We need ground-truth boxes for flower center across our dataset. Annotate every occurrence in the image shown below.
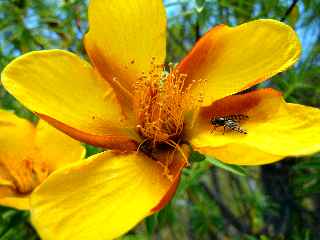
[133,60,203,148]
[0,152,50,194]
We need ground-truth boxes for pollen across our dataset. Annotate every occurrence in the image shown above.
[133,59,204,147]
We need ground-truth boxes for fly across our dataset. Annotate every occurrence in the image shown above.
[210,114,248,134]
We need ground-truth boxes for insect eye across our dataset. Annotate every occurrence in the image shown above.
[217,118,225,123]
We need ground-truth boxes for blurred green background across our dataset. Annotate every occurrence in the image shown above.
[0,0,319,239]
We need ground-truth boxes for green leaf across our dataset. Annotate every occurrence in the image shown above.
[293,159,320,170]
[84,144,103,157]
[205,156,248,177]
[144,214,157,238]
[189,150,206,163]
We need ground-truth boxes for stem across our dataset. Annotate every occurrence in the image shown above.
[281,0,299,22]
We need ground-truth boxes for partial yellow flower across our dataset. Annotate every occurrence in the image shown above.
[1,0,320,239]
[0,110,85,210]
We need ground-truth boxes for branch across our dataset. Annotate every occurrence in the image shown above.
[281,0,299,22]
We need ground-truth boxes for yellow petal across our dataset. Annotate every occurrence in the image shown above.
[31,151,173,240]
[190,88,320,165]
[1,50,136,149]
[199,145,282,165]
[178,19,301,105]
[84,0,166,107]
[0,110,35,160]
[34,120,86,172]
[0,186,30,210]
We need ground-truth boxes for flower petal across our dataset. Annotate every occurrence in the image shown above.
[34,120,86,172]
[0,110,35,161]
[199,145,282,165]
[189,88,320,165]
[0,183,30,210]
[178,19,301,105]
[84,0,166,102]
[31,151,174,240]
[1,50,136,149]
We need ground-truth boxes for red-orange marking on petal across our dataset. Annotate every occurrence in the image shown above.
[177,24,227,85]
[199,88,282,120]
[150,144,189,212]
[151,174,181,213]
[37,113,138,151]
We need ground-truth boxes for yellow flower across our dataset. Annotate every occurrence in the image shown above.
[1,0,320,239]
[0,110,85,210]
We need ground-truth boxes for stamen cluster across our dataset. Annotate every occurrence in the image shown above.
[134,60,201,147]
[2,153,49,194]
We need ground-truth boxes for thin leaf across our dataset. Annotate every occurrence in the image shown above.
[189,150,206,163]
[205,156,248,177]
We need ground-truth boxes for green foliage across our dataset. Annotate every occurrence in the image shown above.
[0,0,319,239]
[205,156,248,177]
[0,207,38,240]
[292,154,320,197]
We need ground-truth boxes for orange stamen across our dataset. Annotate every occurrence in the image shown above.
[133,60,202,146]
[1,153,50,194]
